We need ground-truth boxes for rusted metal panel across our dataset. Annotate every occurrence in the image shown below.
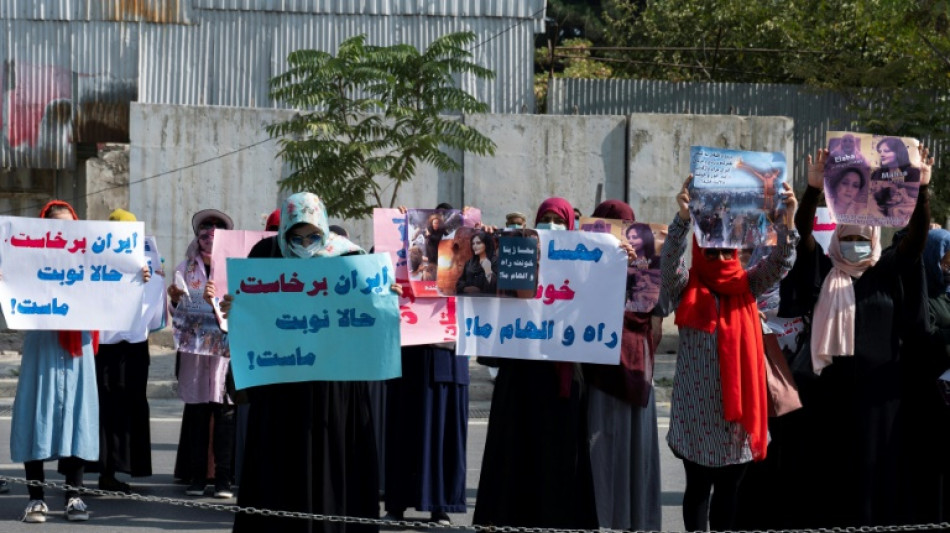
[194,0,545,21]
[0,0,192,23]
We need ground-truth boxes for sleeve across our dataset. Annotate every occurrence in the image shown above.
[660,215,691,310]
[748,226,799,298]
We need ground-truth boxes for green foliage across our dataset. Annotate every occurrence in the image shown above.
[602,0,950,219]
[535,38,614,112]
[268,32,496,219]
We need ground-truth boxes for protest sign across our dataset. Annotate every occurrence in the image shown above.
[497,235,540,292]
[210,230,276,298]
[824,132,920,227]
[457,230,626,364]
[227,254,401,389]
[373,209,458,345]
[404,208,481,298]
[813,207,835,255]
[143,236,167,331]
[581,219,665,313]
[689,146,787,249]
[579,217,625,242]
[0,216,146,330]
[447,227,540,298]
[172,289,227,356]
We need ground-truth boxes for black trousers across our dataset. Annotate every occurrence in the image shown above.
[25,457,85,502]
[682,458,749,531]
[183,402,236,483]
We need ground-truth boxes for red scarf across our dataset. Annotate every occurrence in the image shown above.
[675,238,767,461]
[39,200,100,357]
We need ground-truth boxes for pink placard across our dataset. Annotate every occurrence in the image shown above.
[210,230,276,296]
[374,209,457,345]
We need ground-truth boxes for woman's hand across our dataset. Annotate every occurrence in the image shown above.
[807,149,828,190]
[781,182,798,228]
[479,257,493,277]
[677,176,692,221]
[390,283,404,297]
[167,284,185,305]
[398,206,408,214]
[203,280,216,306]
[220,293,233,319]
[620,241,638,264]
[920,144,934,186]
[141,265,151,284]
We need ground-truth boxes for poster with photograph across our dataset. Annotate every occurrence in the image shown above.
[689,146,788,249]
[404,209,472,297]
[582,219,667,313]
[824,132,920,227]
[438,226,541,299]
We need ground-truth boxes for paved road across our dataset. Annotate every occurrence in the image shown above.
[0,399,687,532]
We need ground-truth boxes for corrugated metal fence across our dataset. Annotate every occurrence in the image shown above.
[548,78,946,187]
[0,0,545,169]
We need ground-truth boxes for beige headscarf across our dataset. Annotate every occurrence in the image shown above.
[810,224,881,374]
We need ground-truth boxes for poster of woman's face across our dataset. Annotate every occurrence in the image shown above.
[439,227,539,298]
[622,223,665,313]
[824,132,920,227]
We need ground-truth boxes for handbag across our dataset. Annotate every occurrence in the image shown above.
[763,331,803,417]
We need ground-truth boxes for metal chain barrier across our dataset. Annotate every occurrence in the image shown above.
[2,475,949,533]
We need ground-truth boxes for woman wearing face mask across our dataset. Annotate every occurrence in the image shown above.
[211,193,382,533]
[167,209,236,499]
[662,177,798,532]
[790,147,933,527]
[473,197,599,530]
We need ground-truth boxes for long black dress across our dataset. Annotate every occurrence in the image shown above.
[781,184,930,527]
[473,359,598,529]
[233,237,379,533]
[94,340,152,477]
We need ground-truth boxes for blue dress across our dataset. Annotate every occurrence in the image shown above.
[11,331,99,462]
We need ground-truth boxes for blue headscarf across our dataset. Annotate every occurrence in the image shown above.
[923,229,950,297]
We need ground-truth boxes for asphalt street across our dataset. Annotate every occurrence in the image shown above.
[0,399,687,532]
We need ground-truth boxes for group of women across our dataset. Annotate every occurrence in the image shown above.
[9,139,948,531]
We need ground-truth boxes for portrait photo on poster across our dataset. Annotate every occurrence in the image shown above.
[824,131,920,227]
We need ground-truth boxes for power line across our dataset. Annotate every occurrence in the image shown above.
[1,137,276,216]
[469,6,547,51]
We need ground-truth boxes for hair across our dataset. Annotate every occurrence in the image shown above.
[876,137,910,168]
[626,223,656,260]
[471,231,495,260]
[436,203,454,210]
[43,204,73,219]
[827,166,867,203]
[427,213,444,231]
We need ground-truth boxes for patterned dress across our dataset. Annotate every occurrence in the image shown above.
[661,215,797,466]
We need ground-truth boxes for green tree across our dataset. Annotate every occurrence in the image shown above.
[268,32,496,219]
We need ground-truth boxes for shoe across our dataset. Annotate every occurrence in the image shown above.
[213,481,233,499]
[21,500,48,523]
[99,475,131,494]
[0,479,9,494]
[430,511,452,526]
[381,511,404,521]
[65,497,89,521]
[185,482,206,496]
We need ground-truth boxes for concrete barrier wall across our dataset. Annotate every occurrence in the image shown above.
[128,104,794,271]
[628,114,795,227]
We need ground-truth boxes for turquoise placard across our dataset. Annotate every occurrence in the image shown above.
[227,254,401,389]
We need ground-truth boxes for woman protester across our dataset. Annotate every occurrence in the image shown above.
[582,199,662,531]
[167,209,236,499]
[384,203,470,526]
[791,146,933,526]
[11,200,150,523]
[94,208,158,493]
[214,192,389,533]
[473,197,599,530]
[662,178,798,531]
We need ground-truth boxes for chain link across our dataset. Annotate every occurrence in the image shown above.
[3,475,949,533]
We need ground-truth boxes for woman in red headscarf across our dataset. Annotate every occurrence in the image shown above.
[662,178,798,531]
[11,201,103,523]
[473,197,599,530]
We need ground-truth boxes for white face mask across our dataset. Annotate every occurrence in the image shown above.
[536,222,566,231]
[840,241,872,262]
[290,241,323,258]
[506,223,523,229]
